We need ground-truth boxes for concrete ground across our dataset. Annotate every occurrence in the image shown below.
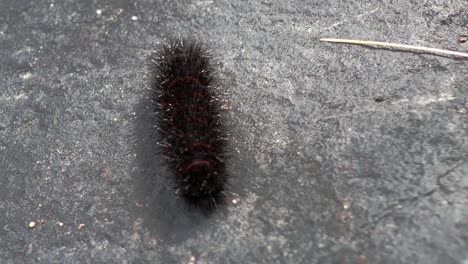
[0,0,467,263]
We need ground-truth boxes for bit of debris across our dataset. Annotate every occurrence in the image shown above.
[57,222,64,227]
[188,256,196,264]
[232,199,239,205]
[135,202,144,208]
[78,224,85,229]
[131,16,138,21]
[343,201,350,210]
[459,36,468,43]
[28,221,36,228]
[374,96,385,102]
[19,72,32,80]
[338,197,351,209]
[220,101,232,110]
[320,38,468,59]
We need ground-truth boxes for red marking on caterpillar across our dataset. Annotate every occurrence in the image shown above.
[149,39,228,210]
[186,160,211,170]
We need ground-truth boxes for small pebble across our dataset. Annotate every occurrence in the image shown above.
[96,9,102,15]
[78,224,85,229]
[374,96,385,102]
[188,256,196,264]
[232,199,239,205]
[131,16,138,21]
[458,36,468,43]
[20,72,32,80]
[58,222,64,227]
[29,221,36,228]
[342,199,350,209]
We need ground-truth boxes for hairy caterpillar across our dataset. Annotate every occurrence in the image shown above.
[149,39,228,210]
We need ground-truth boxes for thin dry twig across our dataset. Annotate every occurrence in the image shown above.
[320,38,468,59]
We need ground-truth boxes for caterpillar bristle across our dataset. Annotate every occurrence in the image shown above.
[149,38,228,212]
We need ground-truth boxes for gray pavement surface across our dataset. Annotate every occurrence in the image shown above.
[0,0,467,263]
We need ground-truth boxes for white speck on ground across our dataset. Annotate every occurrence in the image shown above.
[19,72,32,80]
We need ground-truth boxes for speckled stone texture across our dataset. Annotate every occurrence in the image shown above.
[0,0,467,263]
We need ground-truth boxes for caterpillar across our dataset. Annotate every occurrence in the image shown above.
[149,39,228,210]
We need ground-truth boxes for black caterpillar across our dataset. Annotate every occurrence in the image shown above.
[150,39,228,209]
